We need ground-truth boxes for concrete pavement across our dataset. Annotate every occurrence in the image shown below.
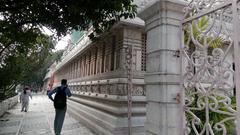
[0,94,95,135]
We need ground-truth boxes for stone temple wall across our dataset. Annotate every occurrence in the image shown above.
[53,24,146,135]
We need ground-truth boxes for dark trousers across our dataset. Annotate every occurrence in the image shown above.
[54,107,66,135]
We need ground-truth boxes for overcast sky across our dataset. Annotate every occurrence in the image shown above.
[42,27,70,51]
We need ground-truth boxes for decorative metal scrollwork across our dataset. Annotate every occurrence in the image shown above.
[182,0,237,134]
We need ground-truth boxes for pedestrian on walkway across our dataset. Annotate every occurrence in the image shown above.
[48,79,72,135]
[20,86,32,112]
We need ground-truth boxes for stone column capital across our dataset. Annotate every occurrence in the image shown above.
[138,0,187,31]
[138,0,187,19]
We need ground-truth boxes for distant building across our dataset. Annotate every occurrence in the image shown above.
[43,62,56,93]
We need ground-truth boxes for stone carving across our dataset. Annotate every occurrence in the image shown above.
[100,85,108,94]
[109,84,118,95]
[92,85,98,93]
[82,85,87,92]
[69,83,145,96]
[117,84,126,95]
[132,86,144,96]
[86,86,91,93]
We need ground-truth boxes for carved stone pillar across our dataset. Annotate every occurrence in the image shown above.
[87,52,91,76]
[91,48,96,75]
[96,45,102,74]
[70,63,73,79]
[123,28,143,72]
[81,55,85,77]
[104,41,111,73]
[101,44,105,73]
[138,0,186,135]
[72,62,75,79]
[79,57,82,77]
[94,47,98,74]
[110,35,116,71]
[84,55,87,77]
[74,61,77,79]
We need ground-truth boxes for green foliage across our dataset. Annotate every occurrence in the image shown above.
[0,0,137,37]
[0,49,63,100]
[0,24,55,100]
[0,21,54,65]
[184,16,225,49]
[186,92,236,135]
[21,50,64,89]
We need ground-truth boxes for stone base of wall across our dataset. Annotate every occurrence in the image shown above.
[67,94,146,135]
[0,95,19,116]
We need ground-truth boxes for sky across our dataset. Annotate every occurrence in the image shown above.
[42,27,70,51]
[54,35,70,51]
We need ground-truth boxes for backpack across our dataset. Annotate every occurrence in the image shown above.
[54,86,67,109]
[23,89,26,94]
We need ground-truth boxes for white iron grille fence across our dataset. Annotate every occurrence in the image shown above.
[182,0,240,134]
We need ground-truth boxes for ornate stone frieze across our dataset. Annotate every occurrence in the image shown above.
[132,85,145,96]
[108,84,118,95]
[69,83,145,96]
[82,85,87,92]
[92,85,98,93]
[100,85,108,94]
[86,85,92,93]
[117,84,127,95]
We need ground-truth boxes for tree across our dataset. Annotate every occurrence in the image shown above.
[0,32,54,100]
[21,50,64,92]
[0,0,137,36]
[0,22,55,66]
[0,0,136,67]
[0,0,136,99]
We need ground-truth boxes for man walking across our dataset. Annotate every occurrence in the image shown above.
[20,86,32,112]
[48,79,72,135]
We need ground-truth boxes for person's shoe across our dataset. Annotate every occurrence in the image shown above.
[24,110,27,112]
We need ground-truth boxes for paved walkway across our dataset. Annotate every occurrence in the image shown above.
[0,94,95,135]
